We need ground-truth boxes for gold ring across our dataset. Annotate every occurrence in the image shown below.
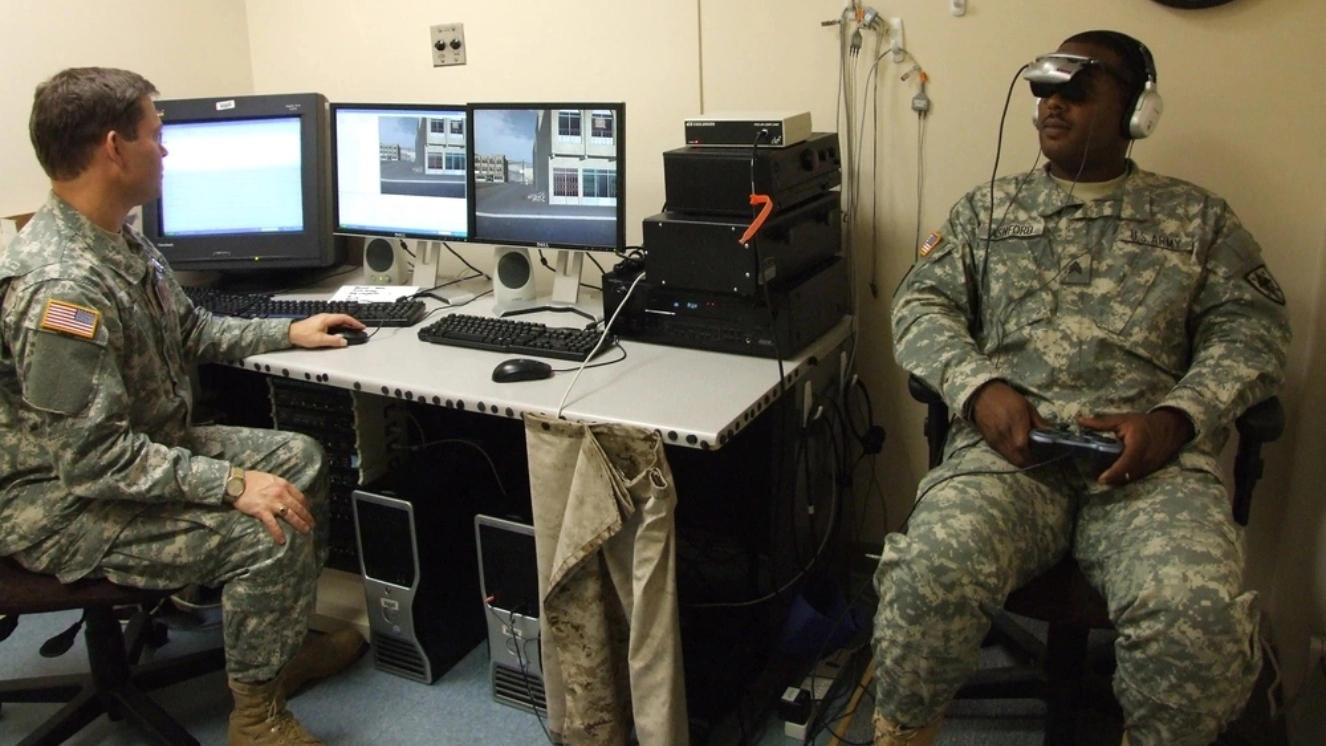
[277,505,288,517]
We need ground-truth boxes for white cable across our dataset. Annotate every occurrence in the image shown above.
[555,271,646,418]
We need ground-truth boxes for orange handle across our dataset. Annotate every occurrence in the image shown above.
[739,194,774,245]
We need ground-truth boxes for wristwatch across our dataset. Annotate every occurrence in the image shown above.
[224,466,246,502]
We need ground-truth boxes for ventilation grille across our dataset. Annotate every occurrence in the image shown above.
[371,631,430,683]
[492,663,547,713]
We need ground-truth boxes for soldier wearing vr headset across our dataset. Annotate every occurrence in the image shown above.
[875,31,1290,746]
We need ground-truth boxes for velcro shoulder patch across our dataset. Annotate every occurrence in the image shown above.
[39,299,101,339]
[1245,265,1285,305]
[919,231,943,257]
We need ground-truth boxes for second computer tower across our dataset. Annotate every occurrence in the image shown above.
[476,515,546,713]
[352,456,489,684]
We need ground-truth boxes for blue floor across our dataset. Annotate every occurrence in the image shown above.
[1,609,1105,745]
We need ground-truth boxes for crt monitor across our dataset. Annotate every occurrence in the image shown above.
[468,103,625,314]
[141,92,341,274]
[331,102,469,241]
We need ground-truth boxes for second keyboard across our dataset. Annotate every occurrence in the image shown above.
[417,313,615,362]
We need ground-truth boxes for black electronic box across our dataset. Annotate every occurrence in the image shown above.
[662,132,841,217]
[603,255,849,359]
[642,191,841,297]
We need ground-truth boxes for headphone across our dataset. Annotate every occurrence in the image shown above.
[1027,32,1163,139]
[1114,32,1162,139]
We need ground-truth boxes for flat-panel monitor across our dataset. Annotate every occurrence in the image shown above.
[141,92,340,274]
[468,103,625,314]
[331,103,469,242]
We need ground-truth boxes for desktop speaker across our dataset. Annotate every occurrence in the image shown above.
[493,246,537,303]
[363,237,406,285]
[352,454,488,684]
[475,515,546,714]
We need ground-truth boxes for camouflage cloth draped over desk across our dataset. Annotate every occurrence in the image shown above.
[524,413,689,746]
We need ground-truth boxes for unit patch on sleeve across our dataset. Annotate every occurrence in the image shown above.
[919,231,943,257]
[39,299,101,339]
[1244,265,1285,305]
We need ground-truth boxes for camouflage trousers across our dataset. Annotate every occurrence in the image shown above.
[14,425,328,683]
[524,413,689,746]
[872,439,1260,746]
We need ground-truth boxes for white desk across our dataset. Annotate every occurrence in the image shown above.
[227,292,853,450]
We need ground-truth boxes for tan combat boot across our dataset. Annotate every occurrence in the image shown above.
[228,677,324,746]
[281,627,368,698]
[872,711,942,746]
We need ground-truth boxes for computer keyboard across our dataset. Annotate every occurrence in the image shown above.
[183,287,427,328]
[182,286,262,317]
[417,313,615,362]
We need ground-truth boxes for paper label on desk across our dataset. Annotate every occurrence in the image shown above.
[330,285,420,303]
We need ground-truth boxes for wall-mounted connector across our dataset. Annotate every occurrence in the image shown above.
[430,23,466,67]
[888,18,905,62]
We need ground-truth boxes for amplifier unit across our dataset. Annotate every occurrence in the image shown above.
[663,132,841,217]
[683,111,812,148]
[603,255,849,359]
[642,190,841,297]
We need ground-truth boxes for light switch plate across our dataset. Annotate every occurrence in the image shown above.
[430,23,466,67]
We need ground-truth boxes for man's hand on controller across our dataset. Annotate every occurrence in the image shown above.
[1077,408,1195,487]
[971,380,1051,468]
[289,313,364,348]
[232,471,315,545]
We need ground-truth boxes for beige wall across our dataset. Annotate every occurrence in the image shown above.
[4,0,1324,738]
[0,0,255,215]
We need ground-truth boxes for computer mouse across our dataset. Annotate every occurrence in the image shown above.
[492,358,553,383]
[330,326,369,345]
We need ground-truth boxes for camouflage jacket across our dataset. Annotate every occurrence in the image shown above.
[893,163,1290,469]
[0,192,292,573]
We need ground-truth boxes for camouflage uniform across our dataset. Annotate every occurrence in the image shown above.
[0,193,328,682]
[524,413,689,746]
[876,163,1290,745]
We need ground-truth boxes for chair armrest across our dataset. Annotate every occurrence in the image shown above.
[907,374,951,469]
[1232,396,1284,527]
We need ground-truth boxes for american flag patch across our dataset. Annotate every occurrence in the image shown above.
[40,299,100,340]
[919,231,943,257]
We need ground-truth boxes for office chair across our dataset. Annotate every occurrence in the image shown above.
[905,374,1284,746]
[0,557,226,746]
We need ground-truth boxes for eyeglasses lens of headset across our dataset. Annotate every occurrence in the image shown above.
[1029,72,1093,104]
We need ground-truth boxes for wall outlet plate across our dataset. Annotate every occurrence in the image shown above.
[430,23,466,67]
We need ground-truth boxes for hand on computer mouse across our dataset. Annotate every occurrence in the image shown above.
[290,313,365,348]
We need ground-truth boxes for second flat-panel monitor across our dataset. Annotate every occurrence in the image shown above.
[468,103,624,251]
[331,103,469,241]
[469,103,625,314]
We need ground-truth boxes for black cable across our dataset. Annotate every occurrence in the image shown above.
[409,271,486,302]
[401,438,508,497]
[484,603,554,744]
[688,415,842,610]
[442,241,488,279]
[396,239,417,259]
[547,341,628,373]
[975,65,1034,334]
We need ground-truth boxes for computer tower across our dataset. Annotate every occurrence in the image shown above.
[352,461,487,684]
[475,515,546,713]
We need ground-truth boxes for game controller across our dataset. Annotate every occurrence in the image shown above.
[1029,428,1123,470]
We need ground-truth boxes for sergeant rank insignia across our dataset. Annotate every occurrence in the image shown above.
[1245,265,1285,305]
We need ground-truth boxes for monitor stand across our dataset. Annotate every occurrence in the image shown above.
[491,247,598,323]
[410,240,477,304]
